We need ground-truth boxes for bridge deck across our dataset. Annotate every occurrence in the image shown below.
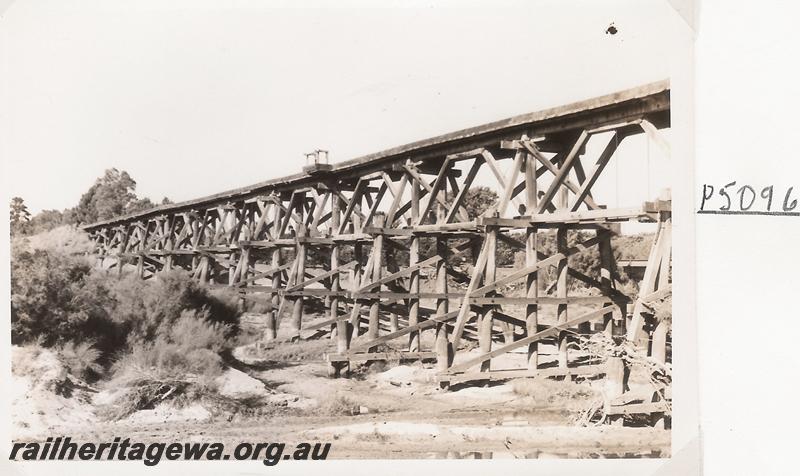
[83,80,668,231]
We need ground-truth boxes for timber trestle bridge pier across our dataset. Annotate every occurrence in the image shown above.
[84,81,673,426]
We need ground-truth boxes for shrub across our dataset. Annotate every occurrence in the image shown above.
[109,270,240,344]
[111,311,231,383]
[10,244,120,353]
[511,377,600,406]
[104,311,233,419]
[23,225,93,255]
[315,394,359,416]
[56,341,103,381]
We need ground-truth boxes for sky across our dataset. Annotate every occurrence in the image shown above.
[1,0,678,219]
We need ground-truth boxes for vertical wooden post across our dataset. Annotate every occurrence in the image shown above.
[199,256,209,282]
[599,228,615,336]
[627,218,668,343]
[163,218,174,272]
[264,248,281,341]
[386,241,399,333]
[227,211,238,285]
[651,220,671,363]
[480,226,497,373]
[353,240,364,337]
[435,237,451,373]
[236,247,250,311]
[524,152,539,371]
[118,227,129,277]
[368,213,385,344]
[265,203,282,341]
[652,321,668,365]
[605,356,625,426]
[291,221,307,339]
[330,194,341,339]
[556,151,570,372]
[408,177,421,352]
[330,194,350,376]
[556,227,569,371]
[189,217,199,277]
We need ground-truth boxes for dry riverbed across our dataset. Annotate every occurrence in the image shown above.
[11,339,669,459]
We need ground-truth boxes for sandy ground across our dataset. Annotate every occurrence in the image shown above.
[11,339,670,459]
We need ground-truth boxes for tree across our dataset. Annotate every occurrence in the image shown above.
[460,186,498,219]
[10,197,31,235]
[27,209,68,235]
[72,168,139,224]
[126,196,174,215]
[418,186,500,263]
[10,244,118,349]
[19,169,167,232]
[126,197,156,215]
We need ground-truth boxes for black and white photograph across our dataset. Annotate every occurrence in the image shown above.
[11,0,797,474]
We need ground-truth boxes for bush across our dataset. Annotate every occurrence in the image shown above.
[104,311,233,419]
[56,341,103,381]
[10,244,120,354]
[511,377,600,406]
[23,225,93,255]
[315,394,359,416]
[109,270,241,344]
[111,310,232,383]
[11,229,242,381]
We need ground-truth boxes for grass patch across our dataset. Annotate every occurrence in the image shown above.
[314,393,360,416]
[511,377,600,407]
[246,339,334,363]
[56,341,103,381]
[102,312,235,420]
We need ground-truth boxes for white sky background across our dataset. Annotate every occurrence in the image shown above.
[2,0,674,225]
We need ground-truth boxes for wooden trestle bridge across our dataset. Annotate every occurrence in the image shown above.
[85,81,673,424]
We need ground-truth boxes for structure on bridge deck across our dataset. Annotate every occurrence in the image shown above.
[84,81,673,425]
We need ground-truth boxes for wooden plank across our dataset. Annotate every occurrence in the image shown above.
[347,310,460,353]
[434,237,451,372]
[571,132,623,211]
[480,149,525,212]
[357,255,442,293]
[479,226,497,372]
[497,150,525,216]
[640,119,670,155]
[439,364,608,384]
[285,260,358,292]
[449,236,492,352]
[627,219,671,342]
[642,284,672,303]
[445,157,483,223]
[409,179,422,352]
[444,305,618,375]
[415,159,453,225]
[607,401,671,416]
[470,234,602,297]
[524,141,600,210]
[327,351,437,362]
[352,292,467,300]
[469,296,617,305]
[536,130,589,213]
[339,179,367,234]
[362,182,388,231]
